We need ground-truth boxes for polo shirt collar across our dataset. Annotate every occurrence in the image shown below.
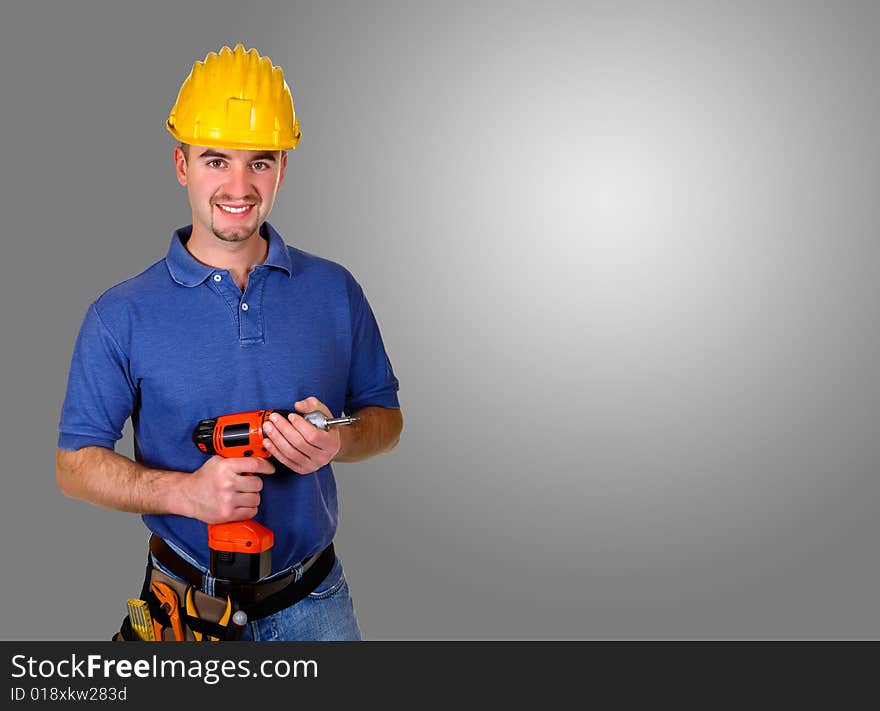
[260,222,294,276]
[165,222,293,287]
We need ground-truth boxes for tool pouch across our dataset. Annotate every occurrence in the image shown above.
[113,560,243,642]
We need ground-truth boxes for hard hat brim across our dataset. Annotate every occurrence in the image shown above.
[167,121,300,151]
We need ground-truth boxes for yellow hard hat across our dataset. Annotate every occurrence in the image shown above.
[167,44,301,150]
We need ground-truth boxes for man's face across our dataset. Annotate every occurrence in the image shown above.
[174,145,287,243]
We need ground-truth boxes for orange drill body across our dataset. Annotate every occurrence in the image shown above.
[192,409,293,582]
[193,407,358,582]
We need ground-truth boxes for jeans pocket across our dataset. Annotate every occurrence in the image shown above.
[307,557,347,600]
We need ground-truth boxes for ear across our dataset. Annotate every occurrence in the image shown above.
[276,150,288,190]
[173,145,188,186]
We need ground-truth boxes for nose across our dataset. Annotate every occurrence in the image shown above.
[225,164,251,198]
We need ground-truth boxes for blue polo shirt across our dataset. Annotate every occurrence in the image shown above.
[58,222,400,572]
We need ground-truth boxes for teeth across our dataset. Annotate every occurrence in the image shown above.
[218,204,251,214]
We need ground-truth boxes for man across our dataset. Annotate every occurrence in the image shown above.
[56,45,403,641]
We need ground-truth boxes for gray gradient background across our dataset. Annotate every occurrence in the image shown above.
[1,0,878,639]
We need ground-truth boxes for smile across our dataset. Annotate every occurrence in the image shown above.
[216,204,254,215]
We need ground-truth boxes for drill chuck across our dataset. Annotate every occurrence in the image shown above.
[192,417,218,454]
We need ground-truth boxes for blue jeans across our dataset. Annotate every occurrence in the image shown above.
[239,556,362,641]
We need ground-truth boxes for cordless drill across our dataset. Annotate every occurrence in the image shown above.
[192,408,358,582]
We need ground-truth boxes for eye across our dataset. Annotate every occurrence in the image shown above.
[252,161,270,171]
[207,159,225,169]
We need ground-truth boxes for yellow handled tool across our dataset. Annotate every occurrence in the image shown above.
[208,595,232,642]
[208,595,233,642]
[184,587,202,642]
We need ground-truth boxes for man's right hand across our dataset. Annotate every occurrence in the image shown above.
[182,455,275,524]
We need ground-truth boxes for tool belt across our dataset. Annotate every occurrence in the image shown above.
[113,535,336,641]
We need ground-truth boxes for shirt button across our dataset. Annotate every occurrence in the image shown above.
[213,274,222,282]
[241,303,249,311]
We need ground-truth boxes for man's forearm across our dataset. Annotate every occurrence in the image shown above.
[56,446,190,516]
[334,406,403,463]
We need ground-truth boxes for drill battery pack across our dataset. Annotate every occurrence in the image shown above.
[207,519,273,581]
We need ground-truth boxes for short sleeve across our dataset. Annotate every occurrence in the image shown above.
[57,302,137,451]
[344,280,400,413]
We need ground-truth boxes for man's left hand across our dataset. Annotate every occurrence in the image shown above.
[261,397,341,474]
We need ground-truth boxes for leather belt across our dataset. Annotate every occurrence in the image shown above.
[148,534,333,605]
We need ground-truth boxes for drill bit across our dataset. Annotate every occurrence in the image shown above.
[302,412,359,431]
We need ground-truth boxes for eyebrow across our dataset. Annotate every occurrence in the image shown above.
[197,149,277,163]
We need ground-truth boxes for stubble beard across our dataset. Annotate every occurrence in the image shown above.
[209,198,262,243]
[211,221,256,242]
